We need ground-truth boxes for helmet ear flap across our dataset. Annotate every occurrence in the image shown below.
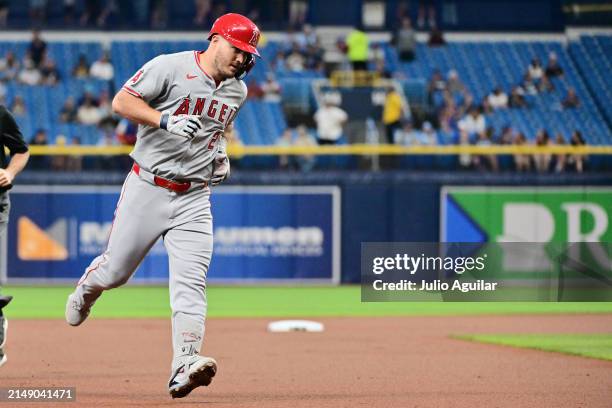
[235,54,255,79]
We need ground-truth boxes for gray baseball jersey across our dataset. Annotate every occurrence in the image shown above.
[122,51,247,182]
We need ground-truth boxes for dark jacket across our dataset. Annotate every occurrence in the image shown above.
[0,105,29,193]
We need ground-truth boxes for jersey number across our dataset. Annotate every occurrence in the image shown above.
[208,131,222,150]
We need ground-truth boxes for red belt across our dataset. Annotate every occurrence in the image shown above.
[132,163,206,193]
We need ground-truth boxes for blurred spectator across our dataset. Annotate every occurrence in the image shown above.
[17,58,42,85]
[115,118,137,145]
[458,129,472,170]
[28,29,47,68]
[270,50,287,72]
[509,86,527,108]
[151,0,168,29]
[0,81,5,104]
[569,130,586,172]
[346,25,369,71]
[59,97,77,123]
[382,86,403,144]
[418,0,437,28]
[498,125,514,145]
[437,96,457,134]
[521,73,538,95]
[446,70,466,94]
[527,58,543,80]
[287,25,320,65]
[0,0,8,27]
[458,106,486,136]
[287,26,307,51]
[394,17,416,62]
[95,128,120,169]
[97,130,117,146]
[513,132,530,172]
[395,0,410,27]
[302,24,319,48]
[373,59,392,79]
[554,133,566,173]
[80,0,100,26]
[246,78,263,99]
[28,128,49,169]
[77,93,102,125]
[304,43,324,71]
[261,73,281,103]
[77,89,99,107]
[96,0,118,27]
[40,57,61,85]
[65,136,82,171]
[29,1,48,26]
[455,92,473,119]
[90,51,114,81]
[285,43,306,72]
[473,128,499,172]
[427,69,446,101]
[97,90,115,129]
[294,125,316,172]
[562,87,580,109]
[51,134,69,171]
[72,54,90,78]
[533,129,552,172]
[538,74,554,92]
[193,0,211,26]
[289,0,308,27]
[0,51,20,82]
[314,99,348,145]
[545,52,563,78]
[487,87,508,110]
[10,95,27,116]
[276,128,293,169]
[369,42,385,66]
[63,0,76,25]
[417,121,437,146]
[395,121,417,145]
[427,27,445,47]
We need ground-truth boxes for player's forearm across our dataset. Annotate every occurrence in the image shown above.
[112,90,162,128]
[6,151,30,179]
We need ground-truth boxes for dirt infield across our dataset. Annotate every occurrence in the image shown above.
[2,315,611,407]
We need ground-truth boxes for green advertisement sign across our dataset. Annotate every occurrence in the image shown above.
[441,187,612,243]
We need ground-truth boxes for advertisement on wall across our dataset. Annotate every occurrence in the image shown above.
[441,186,611,243]
[440,186,612,283]
[4,186,341,283]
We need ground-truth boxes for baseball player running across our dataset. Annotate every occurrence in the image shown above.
[65,13,260,398]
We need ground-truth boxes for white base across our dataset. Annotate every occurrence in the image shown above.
[267,320,324,333]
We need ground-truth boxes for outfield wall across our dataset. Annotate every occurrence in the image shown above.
[5,171,612,284]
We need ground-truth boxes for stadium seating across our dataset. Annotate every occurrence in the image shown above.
[569,36,612,130]
[382,40,611,144]
[1,35,610,148]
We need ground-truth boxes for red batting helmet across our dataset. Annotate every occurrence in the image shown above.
[208,13,261,57]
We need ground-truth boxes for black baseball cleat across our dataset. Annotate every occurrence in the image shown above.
[0,295,12,310]
[0,316,7,367]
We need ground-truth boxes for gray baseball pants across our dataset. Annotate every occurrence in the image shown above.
[74,169,213,370]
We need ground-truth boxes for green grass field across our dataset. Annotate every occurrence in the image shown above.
[455,333,612,361]
[3,286,612,319]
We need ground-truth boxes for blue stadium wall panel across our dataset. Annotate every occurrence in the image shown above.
[10,170,612,283]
